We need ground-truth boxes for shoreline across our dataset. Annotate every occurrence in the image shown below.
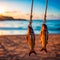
[0,34,60,36]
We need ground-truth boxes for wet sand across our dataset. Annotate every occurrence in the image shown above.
[0,34,60,60]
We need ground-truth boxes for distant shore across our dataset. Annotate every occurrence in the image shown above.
[0,19,27,21]
[0,15,27,21]
[0,15,60,21]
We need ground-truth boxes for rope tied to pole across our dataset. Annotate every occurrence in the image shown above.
[29,0,34,26]
[44,0,48,24]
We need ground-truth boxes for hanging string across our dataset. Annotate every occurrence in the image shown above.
[29,0,34,26]
[44,0,48,24]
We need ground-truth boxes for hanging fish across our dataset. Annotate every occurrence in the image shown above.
[40,24,48,53]
[27,25,37,56]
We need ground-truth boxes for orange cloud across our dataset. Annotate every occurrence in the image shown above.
[2,11,60,20]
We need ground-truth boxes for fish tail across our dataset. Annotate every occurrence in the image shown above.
[40,48,47,53]
[29,50,37,56]
[44,48,47,53]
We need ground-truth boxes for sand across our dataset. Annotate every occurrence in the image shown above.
[0,34,60,60]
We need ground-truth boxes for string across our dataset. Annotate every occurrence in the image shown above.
[44,0,48,24]
[29,0,34,26]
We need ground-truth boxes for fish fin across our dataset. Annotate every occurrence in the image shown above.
[44,49,47,53]
[40,48,44,51]
[29,50,37,56]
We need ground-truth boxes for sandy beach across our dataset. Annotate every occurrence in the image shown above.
[0,34,60,60]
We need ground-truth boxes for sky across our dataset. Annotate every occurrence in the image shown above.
[0,0,60,19]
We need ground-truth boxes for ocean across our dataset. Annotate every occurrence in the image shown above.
[0,20,60,35]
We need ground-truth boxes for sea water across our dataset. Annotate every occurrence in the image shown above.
[0,20,60,35]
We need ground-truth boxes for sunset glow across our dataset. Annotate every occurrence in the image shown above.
[0,7,6,14]
[0,0,60,19]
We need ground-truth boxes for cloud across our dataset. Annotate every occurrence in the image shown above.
[47,14,60,19]
[2,10,60,20]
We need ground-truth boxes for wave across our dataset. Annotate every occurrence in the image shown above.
[0,27,27,30]
[0,20,60,35]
